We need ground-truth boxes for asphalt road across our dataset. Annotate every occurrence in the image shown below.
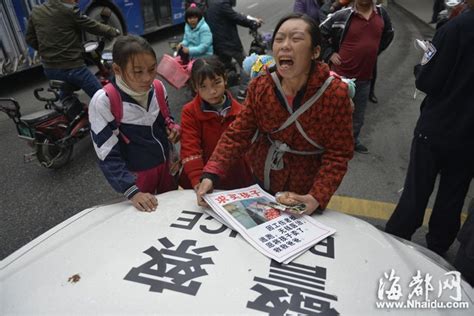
[0,0,472,266]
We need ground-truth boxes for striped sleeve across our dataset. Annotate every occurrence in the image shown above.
[89,90,138,198]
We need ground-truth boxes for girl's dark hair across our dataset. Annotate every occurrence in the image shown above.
[190,56,227,89]
[185,5,203,21]
[271,13,322,49]
[112,35,156,69]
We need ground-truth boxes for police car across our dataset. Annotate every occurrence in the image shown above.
[1,190,473,314]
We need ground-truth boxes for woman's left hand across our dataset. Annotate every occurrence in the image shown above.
[182,46,189,54]
[276,192,320,215]
[167,127,180,143]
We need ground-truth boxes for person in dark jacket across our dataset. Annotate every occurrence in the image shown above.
[293,0,324,24]
[430,0,445,23]
[386,3,474,257]
[205,0,262,100]
[320,0,394,154]
[25,0,120,98]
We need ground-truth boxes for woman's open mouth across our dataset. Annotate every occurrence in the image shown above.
[278,57,294,70]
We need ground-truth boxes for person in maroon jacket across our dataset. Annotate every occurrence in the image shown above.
[180,56,254,190]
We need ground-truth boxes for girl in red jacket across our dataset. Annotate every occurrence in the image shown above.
[180,56,254,190]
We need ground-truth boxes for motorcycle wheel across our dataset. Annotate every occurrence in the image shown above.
[36,139,73,169]
[85,6,124,43]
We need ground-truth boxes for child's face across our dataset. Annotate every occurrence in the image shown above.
[187,16,199,29]
[114,52,157,93]
[196,76,226,106]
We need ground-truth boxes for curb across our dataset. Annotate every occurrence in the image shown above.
[390,0,436,30]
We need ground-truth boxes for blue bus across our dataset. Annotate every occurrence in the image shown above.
[0,0,186,77]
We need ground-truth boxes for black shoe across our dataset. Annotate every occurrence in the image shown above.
[369,93,378,103]
[354,143,369,154]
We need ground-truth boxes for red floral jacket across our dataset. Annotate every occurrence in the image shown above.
[180,92,254,189]
[203,62,354,209]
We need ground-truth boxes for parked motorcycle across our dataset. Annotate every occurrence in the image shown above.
[0,82,88,169]
[0,41,112,169]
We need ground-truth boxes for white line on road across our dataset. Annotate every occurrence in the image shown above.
[248,3,259,9]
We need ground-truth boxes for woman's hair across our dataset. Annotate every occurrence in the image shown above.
[271,13,322,49]
[112,35,156,70]
[185,5,203,21]
[190,56,227,89]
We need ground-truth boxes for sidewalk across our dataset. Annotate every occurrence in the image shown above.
[392,0,436,28]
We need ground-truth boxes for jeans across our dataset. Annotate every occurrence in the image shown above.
[43,65,102,99]
[352,80,371,145]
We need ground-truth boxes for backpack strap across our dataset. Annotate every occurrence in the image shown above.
[152,80,169,119]
[103,80,179,145]
[103,83,130,144]
[152,79,180,133]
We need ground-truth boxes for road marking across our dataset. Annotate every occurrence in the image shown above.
[248,3,259,9]
[327,195,468,225]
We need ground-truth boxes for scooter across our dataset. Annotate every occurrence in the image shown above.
[158,15,270,90]
[0,41,113,169]
[0,82,88,169]
[247,16,271,56]
[227,16,271,87]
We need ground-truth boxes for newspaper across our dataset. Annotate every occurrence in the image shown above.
[203,184,336,263]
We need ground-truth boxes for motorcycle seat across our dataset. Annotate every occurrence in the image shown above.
[21,109,60,125]
[49,80,81,92]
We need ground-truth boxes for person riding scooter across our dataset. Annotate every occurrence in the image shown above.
[25,0,120,99]
[205,0,262,100]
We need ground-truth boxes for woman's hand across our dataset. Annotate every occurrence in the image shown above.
[329,52,342,66]
[131,192,158,212]
[181,46,189,54]
[196,178,214,207]
[275,192,320,215]
[167,126,180,143]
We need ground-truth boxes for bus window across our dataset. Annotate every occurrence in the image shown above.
[141,0,173,32]
[0,0,185,78]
